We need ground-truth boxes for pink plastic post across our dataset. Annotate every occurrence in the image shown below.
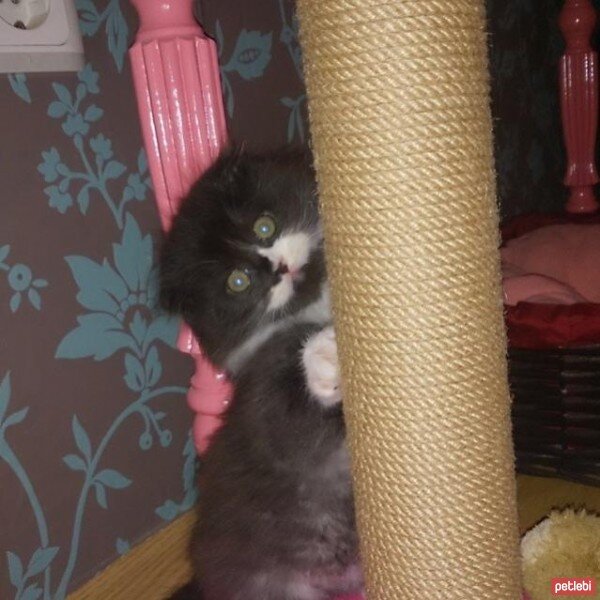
[129,0,232,454]
[559,0,600,213]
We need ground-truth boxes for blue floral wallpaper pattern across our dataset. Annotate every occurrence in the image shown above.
[1,0,578,596]
[0,0,303,597]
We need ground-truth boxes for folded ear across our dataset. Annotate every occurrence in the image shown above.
[198,143,249,195]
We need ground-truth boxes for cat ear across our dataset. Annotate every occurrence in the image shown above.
[205,143,249,191]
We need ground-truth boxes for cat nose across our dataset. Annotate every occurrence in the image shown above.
[275,263,289,276]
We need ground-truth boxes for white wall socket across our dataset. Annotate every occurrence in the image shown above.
[0,0,84,73]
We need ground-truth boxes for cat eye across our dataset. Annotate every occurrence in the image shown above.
[253,214,277,241]
[227,269,251,293]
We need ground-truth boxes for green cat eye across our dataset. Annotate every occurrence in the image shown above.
[253,214,277,240]
[227,269,251,293]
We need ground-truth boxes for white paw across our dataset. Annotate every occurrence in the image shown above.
[302,326,341,407]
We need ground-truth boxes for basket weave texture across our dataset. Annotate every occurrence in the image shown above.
[511,345,600,486]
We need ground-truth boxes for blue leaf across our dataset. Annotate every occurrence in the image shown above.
[77,63,99,93]
[76,1,99,17]
[104,160,127,181]
[226,30,272,80]
[64,256,128,313]
[0,372,11,424]
[3,407,29,429]
[144,347,162,387]
[77,186,90,215]
[10,292,21,313]
[27,546,58,578]
[63,453,87,472]
[137,148,148,175]
[6,551,23,588]
[106,1,129,71]
[72,415,92,462]
[84,104,103,122]
[21,585,42,600]
[95,468,131,489]
[0,244,10,263]
[145,314,179,350]
[77,0,100,36]
[8,73,31,103]
[27,288,41,311]
[155,500,179,522]
[179,490,198,513]
[116,538,130,556]
[52,83,73,108]
[47,101,68,119]
[112,214,152,293]
[280,96,295,108]
[129,311,148,347]
[75,82,87,104]
[124,353,145,392]
[45,185,73,214]
[182,433,199,493]
[56,314,135,361]
[58,177,70,193]
[93,482,108,509]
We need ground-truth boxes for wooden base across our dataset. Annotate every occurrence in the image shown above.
[68,511,194,600]
[517,475,600,531]
[67,477,600,598]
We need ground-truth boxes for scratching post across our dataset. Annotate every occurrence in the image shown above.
[297,1,521,598]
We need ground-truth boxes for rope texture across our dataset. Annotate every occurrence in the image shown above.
[297,1,521,598]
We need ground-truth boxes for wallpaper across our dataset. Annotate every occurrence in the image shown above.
[0,0,581,597]
[0,1,303,598]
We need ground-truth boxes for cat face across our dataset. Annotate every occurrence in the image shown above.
[159,148,327,369]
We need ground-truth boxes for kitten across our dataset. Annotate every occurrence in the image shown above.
[160,148,360,600]
[160,147,330,374]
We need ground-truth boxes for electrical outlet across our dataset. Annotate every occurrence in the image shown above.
[0,0,50,31]
[0,0,83,72]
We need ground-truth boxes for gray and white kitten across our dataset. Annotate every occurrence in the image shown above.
[160,147,360,600]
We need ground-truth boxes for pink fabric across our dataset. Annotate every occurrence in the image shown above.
[502,224,600,304]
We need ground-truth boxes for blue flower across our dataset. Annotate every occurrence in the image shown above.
[37,148,62,183]
[90,134,113,161]
[45,185,74,214]
[7,264,48,312]
[125,173,146,201]
[78,64,99,94]
[56,215,178,361]
[63,114,89,137]
[224,30,273,80]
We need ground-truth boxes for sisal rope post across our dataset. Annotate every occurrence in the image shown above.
[297,1,521,598]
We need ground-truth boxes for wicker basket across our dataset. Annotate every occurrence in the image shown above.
[510,345,600,486]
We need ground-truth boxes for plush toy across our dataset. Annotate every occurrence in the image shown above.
[521,509,600,599]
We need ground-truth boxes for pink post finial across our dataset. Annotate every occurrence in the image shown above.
[130,0,202,41]
[559,0,600,213]
[128,0,231,454]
